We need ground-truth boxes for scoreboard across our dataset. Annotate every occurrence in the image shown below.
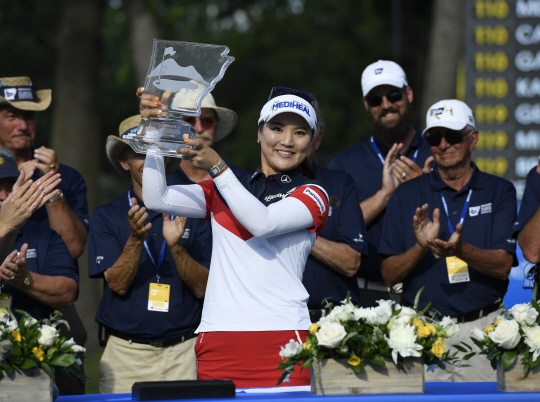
[465,0,540,199]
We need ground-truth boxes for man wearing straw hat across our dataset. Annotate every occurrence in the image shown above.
[167,92,247,184]
[88,115,212,393]
[0,76,89,394]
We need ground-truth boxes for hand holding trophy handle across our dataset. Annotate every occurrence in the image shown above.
[177,137,223,172]
[137,88,172,119]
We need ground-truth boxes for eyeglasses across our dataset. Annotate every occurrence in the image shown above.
[268,86,316,105]
[425,129,472,147]
[365,89,404,107]
[183,116,216,130]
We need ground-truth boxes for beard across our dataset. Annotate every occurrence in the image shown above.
[368,101,415,145]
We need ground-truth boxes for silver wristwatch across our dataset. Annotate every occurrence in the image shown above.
[47,189,64,204]
[208,160,227,178]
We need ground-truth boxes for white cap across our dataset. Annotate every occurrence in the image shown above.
[422,99,475,136]
[361,60,408,96]
[258,94,317,130]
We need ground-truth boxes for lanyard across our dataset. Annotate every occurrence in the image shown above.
[439,189,473,235]
[128,191,174,282]
[370,136,424,165]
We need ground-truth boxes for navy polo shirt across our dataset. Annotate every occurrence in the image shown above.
[31,164,89,231]
[167,161,248,185]
[2,221,78,320]
[514,166,540,236]
[302,164,368,308]
[88,189,212,342]
[329,128,431,282]
[379,163,517,316]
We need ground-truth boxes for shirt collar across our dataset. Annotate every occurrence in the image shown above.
[250,165,304,187]
[371,126,422,157]
[429,162,484,192]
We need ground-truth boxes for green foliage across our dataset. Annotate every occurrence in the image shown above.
[0,310,84,379]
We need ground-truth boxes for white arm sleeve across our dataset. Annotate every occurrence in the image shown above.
[212,167,315,238]
[142,154,207,219]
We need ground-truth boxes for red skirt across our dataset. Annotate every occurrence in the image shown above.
[195,330,310,388]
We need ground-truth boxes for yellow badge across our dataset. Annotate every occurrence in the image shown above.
[446,256,470,284]
[148,283,170,312]
[0,294,12,311]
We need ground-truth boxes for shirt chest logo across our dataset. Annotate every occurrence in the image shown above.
[182,228,190,239]
[26,249,37,259]
[469,203,492,217]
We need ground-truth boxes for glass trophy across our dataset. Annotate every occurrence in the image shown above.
[124,39,234,158]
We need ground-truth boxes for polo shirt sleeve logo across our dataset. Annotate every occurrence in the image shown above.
[481,203,492,214]
[26,249,37,259]
[181,228,190,239]
[469,206,480,217]
[96,256,104,264]
[303,187,326,215]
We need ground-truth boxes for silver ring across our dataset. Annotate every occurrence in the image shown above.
[401,172,407,179]
[10,276,14,280]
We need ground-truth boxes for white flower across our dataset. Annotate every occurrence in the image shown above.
[316,322,347,348]
[385,324,423,364]
[353,307,369,321]
[70,344,86,353]
[470,326,486,341]
[367,300,394,325]
[488,319,521,350]
[388,306,416,329]
[327,305,353,322]
[24,317,38,327]
[440,316,460,337]
[523,325,540,361]
[62,338,76,348]
[279,339,302,360]
[38,324,59,347]
[509,303,539,326]
[317,315,334,325]
[340,300,356,315]
[5,318,17,332]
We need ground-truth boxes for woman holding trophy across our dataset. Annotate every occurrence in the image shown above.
[137,86,328,387]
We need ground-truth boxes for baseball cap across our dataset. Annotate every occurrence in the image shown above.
[0,154,20,181]
[258,94,317,131]
[422,99,475,136]
[361,60,408,96]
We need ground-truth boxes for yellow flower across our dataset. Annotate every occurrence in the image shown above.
[11,330,21,342]
[417,325,431,339]
[484,325,495,334]
[348,355,361,366]
[412,318,425,328]
[32,346,45,362]
[303,342,312,350]
[426,323,436,335]
[494,318,502,326]
[308,323,320,335]
[431,337,445,358]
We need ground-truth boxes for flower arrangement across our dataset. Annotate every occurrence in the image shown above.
[277,289,461,384]
[469,297,540,374]
[0,309,85,378]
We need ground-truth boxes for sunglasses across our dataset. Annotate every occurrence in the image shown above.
[268,86,316,105]
[183,116,216,130]
[425,129,472,147]
[365,88,404,107]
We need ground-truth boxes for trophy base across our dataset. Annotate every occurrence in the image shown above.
[124,118,196,159]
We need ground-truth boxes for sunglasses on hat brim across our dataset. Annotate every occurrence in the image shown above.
[268,86,316,105]
[365,88,404,107]
[425,129,472,147]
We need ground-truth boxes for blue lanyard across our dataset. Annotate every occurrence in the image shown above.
[439,189,473,235]
[128,191,174,280]
[370,136,424,165]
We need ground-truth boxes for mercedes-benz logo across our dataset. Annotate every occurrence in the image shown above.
[281,175,291,183]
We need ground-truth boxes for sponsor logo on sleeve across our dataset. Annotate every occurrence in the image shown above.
[303,187,326,215]
[469,206,480,217]
[481,203,492,214]
[353,234,364,243]
[26,249,37,259]
[96,256,104,264]
[181,228,190,239]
